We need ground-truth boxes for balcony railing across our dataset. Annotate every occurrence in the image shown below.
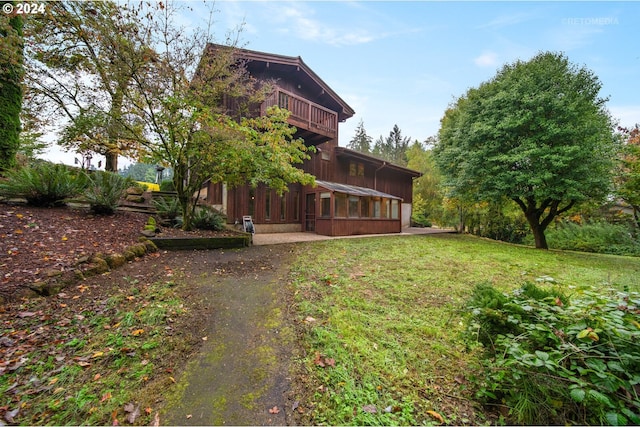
[263,88,337,139]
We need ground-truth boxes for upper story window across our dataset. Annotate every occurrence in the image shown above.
[349,162,365,176]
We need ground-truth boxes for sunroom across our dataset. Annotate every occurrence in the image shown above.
[310,180,403,236]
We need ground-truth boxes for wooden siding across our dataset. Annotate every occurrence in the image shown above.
[315,218,401,236]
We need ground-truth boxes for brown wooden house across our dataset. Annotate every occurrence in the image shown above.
[201,45,420,236]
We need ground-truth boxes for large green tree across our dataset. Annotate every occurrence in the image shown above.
[372,124,411,166]
[434,52,616,249]
[25,1,148,171]
[0,2,24,171]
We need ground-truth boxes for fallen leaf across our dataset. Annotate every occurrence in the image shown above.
[132,329,145,336]
[151,412,160,426]
[4,407,19,423]
[124,403,140,424]
[101,392,112,403]
[93,373,102,381]
[92,351,104,358]
[145,407,152,415]
[269,406,280,414]
[362,404,377,414]
[186,414,192,419]
[427,410,444,423]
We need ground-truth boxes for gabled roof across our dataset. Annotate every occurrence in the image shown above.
[315,180,402,200]
[206,43,355,122]
[334,147,422,178]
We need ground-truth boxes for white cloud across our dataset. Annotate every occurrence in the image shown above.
[474,51,499,67]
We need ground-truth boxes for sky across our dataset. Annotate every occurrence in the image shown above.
[42,0,640,166]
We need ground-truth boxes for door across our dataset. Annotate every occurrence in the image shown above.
[305,193,316,232]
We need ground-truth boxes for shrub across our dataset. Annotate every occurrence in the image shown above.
[192,206,225,231]
[159,180,175,192]
[83,171,132,214]
[467,282,640,425]
[153,195,181,227]
[0,162,88,206]
[540,220,640,256]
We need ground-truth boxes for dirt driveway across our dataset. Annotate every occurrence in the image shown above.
[158,244,302,425]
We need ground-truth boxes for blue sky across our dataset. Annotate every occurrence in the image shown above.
[43,1,640,165]
[200,0,640,147]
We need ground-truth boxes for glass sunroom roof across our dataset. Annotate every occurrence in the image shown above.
[314,180,402,200]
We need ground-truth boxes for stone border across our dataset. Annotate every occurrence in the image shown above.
[149,235,251,250]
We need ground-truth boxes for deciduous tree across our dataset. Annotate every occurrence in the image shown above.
[434,52,616,249]
[617,124,640,228]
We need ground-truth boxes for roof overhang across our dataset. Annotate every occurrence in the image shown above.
[206,44,355,122]
[314,180,402,201]
[334,147,422,178]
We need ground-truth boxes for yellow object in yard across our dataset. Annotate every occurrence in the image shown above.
[136,181,160,191]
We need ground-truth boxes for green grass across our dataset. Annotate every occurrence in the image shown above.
[289,234,640,426]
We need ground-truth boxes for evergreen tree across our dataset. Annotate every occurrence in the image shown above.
[0,2,24,171]
[347,119,372,153]
[372,124,411,166]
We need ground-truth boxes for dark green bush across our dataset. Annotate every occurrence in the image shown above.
[539,220,640,256]
[467,282,640,425]
[159,180,175,192]
[0,162,88,206]
[192,206,225,231]
[83,171,132,214]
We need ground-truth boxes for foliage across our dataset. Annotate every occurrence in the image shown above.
[191,206,226,231]
[532,220,640,256]
[464,199,530,244]
[25,1,148,171]
[0,162,87,206]
[434,52,617,249]
[467,281,640,425]
[406,140,446,227]
[159,180,175,192]
[153,196,181,226]
[289,234,639,426]
[347,119,372,154]
[83,171,132,214]
[119,163,173,183]
[616,125,640,229]
[0,5,24,172]
[372,124,411,166]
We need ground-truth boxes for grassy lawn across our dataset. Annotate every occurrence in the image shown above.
[289,233,640,425]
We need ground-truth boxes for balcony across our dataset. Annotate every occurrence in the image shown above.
[262,88,338,143]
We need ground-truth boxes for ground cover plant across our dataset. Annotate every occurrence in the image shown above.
[467,282,640,425]
[288,234,640,425]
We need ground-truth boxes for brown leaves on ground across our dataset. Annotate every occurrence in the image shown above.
[0,206,148,299]
[313,351,335,368]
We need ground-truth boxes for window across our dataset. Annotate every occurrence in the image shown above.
[320,192,331,217]
[381,198,389,218]
[348,196,359,217]
[391,199,399,219]
[280,196,286,221]
[373,198,381,218]
[334,193,347,217]
[349,161,365,176]
[265,191,271,220]
[360,197,370,217]
[293,192,300,220]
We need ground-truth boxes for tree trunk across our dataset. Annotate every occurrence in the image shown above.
[105,151,118,172]
[528,219,549,249]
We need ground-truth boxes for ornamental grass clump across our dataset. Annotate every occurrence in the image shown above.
[467,281,640,425]
[0,162,88,206]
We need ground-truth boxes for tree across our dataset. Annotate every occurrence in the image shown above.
[25,1,148,171]
[406,139,443,225]
[434,52,616,249]
[0,1,24,171]
[616,124,640,229]
[122,2,314,230]
[372,124,411,166]
[347,119,372,153]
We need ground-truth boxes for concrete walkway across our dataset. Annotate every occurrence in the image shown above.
[252,227,455,245]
